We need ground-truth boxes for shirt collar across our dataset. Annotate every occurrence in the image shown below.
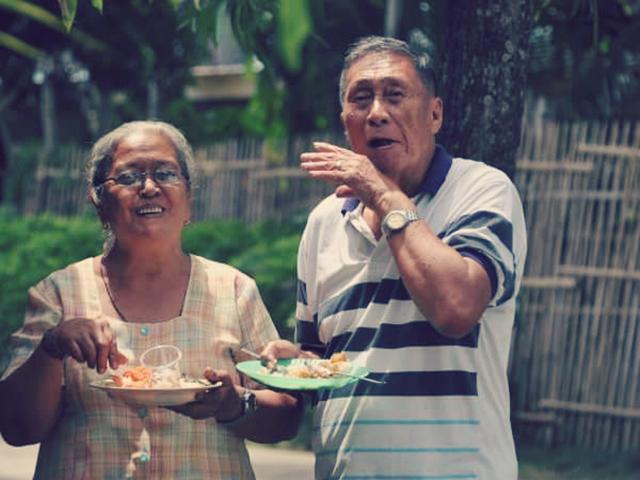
[341,144,453,215]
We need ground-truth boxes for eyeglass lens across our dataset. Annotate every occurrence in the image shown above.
[112,168,181,187]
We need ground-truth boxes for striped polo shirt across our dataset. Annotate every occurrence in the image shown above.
[295,145,527,479]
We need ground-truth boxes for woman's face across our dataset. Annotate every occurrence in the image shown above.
[99,130,191,249]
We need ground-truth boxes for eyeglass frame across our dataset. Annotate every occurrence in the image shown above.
[99,165,185,190]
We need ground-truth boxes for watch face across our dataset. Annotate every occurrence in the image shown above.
[386,211,407,230]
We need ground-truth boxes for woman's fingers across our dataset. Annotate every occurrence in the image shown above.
[54,317,126,372]
[108,340,128,370]
[170,368,242,421]
[77,333,98,369]
[92,324,112,374]
[260,340,301,365]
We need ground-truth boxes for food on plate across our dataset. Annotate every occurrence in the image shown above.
[104,365,205,389]
[262,352,352,379]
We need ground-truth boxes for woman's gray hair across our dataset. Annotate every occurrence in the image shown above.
[86,121,197,252]
[338,36,437,106]
[87,120,197,206]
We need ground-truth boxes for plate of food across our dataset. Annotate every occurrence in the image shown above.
[236,353,372,391]
[90,365,221,406]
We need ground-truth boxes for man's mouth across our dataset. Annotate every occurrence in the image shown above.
[367,138,396,149]
[135,206,164,217]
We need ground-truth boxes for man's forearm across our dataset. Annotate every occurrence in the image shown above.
[387,220,492,338]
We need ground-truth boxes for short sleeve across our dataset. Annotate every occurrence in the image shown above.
[234,273,279,356]
[439,169,526,307]
[1,277,63,379]
[294,223,324,354]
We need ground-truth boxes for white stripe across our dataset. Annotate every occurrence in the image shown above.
[352,345,477,373]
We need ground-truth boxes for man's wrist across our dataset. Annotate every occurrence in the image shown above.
[40,327,66,361]
[373,189,413,217]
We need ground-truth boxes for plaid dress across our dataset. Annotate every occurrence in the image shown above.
[2,255,279,479]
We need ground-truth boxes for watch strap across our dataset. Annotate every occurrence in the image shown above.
[381,209,419,236]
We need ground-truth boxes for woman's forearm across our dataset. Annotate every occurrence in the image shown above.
[0,346,64,445]
[227,389,303,443]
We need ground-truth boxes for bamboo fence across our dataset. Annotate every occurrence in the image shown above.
[510,120,640,452]
[15,119,640,452]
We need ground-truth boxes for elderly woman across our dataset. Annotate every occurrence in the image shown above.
[0,121,301,478]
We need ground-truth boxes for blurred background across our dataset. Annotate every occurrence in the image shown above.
[1,1,639,478]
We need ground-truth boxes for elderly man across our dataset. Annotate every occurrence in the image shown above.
[265,36,527,479]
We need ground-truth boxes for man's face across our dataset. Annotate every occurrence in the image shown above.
[340,52,443,190]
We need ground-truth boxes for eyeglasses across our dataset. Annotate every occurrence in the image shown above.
[102,167,183,189]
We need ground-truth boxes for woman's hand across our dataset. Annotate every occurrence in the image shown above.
[44,317,127,373]
[169,368,243,421]
[260,340,318,369]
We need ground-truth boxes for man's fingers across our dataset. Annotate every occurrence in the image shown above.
[336,185,355,197]
[312,141,342,153]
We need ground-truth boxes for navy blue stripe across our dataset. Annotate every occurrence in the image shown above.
[419,144,453,197]
[318,279,411,323]
[459,249,498,298]
[318,371,477,400]
[447,235,515,306]
[440,210,513,252]
[295,320,322,346]
[324,321,480,354]
[296,278,308,305]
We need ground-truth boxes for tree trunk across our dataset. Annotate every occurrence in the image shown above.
[438,0,532,179]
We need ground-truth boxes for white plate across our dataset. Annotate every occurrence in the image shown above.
[90,380,222,406]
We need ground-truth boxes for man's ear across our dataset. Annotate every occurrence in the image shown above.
[340,111,352,146]
[430,96,444,135]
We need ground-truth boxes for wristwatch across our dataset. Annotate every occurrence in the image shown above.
[381,209,419,236]
[219,388,257,425]
[40,327,66,360]
[241,388,258,416]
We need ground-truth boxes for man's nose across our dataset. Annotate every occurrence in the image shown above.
[367,97,390,126]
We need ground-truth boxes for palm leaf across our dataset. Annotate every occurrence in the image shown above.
[0,31,44,60]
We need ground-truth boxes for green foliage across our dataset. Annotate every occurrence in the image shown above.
[276,0,312,73]
[0,211,103,358]
[229,231,301,339]
[58,0,79,32]
[0,212,302,361]
[529,0,640,118]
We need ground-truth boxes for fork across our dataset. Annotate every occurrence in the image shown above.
[299,359,386,385]
[232,347,287,373]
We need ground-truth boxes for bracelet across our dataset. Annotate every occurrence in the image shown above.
[40,328,66,360]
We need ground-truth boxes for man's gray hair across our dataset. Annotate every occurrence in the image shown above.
[338,36,437,106]
[87,120,196,206]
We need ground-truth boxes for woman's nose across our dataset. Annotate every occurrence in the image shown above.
[139,175,160,196]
